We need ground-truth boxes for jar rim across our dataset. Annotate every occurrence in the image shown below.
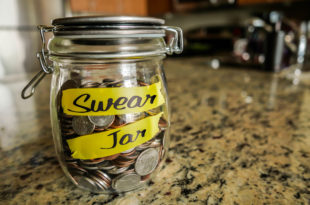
[52,16,165,27]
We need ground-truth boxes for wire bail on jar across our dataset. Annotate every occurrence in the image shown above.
[21,25,54,99]
[21,22,183,100]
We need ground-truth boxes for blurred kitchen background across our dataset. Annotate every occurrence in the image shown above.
[0,0,310,77]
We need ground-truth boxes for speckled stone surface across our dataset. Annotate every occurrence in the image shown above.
[0,58,309,205]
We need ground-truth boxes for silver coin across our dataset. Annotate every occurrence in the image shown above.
[72,116,95,135]
[107,166,129,175]
[74,175,98,190]
[88,115,115,128]
[80,160,112,170]
[135,148,159,176]
[94,170,112,182]
[135,139,155,151]
[81,82,101,88]
[112,173,141,192]
[121,148,135,154]
[99,163,116,171]
[118,112,144,124]
[89,175,109,190]
[150,139,161,148]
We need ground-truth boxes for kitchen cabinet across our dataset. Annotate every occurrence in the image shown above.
[70,0,172,16]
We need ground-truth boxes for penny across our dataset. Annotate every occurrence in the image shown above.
[158,117,168,129]
[72,116,95,135]
[101,153,120,161]
[135,148,159,176]
[110,117,126,129]
[113,158,136,167]
[88,115,115,128]
[81,158,105,165]
[141,174,151,182]
[80,158,110,167]
[138,81,149,86]
[112,173,141,192]
[93,170,112,184]
[92,171,111,188]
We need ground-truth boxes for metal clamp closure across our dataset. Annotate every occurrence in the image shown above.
[163,26,183,55]
[21,25,54,99]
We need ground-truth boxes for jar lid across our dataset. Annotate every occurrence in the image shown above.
[51,16,166,37]
[52,16,165,26]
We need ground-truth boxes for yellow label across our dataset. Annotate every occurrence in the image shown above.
[62,82,164,116]
[67,113,162,159]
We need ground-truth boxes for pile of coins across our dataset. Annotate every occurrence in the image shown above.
[57,77,168,193]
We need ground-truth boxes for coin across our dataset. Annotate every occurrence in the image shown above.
[147,107,161,116]
[158,117,168,129]
[107,166,129,175]
[62,80,79,90]
[72,116,95,135]
[121,148,135,154]
[112,173,141,192]
[74,175,98,190]
[81,82,101,88]
[93,170,112,184]
[101,153,120,161]
[135,148,159,176]
[68,163,88,175]
[118,112,145,124]
[88,115,115,128]
[89,175,109,190]
[97,161,116,170]
[136,138,155,151]
[141,174,151,182]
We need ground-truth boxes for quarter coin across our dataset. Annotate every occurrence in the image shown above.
[112,173,141,192]
[135,148,159,176]
[88,115,115,128]
[72,116,95,135]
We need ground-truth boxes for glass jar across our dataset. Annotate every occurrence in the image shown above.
[22,16,183,193]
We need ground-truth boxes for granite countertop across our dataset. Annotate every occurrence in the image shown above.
[0,58,309,204]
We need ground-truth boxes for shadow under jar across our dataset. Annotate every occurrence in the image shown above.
[22,16,183,193]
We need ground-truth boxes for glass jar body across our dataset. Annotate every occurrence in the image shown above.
[49,56,170,193]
